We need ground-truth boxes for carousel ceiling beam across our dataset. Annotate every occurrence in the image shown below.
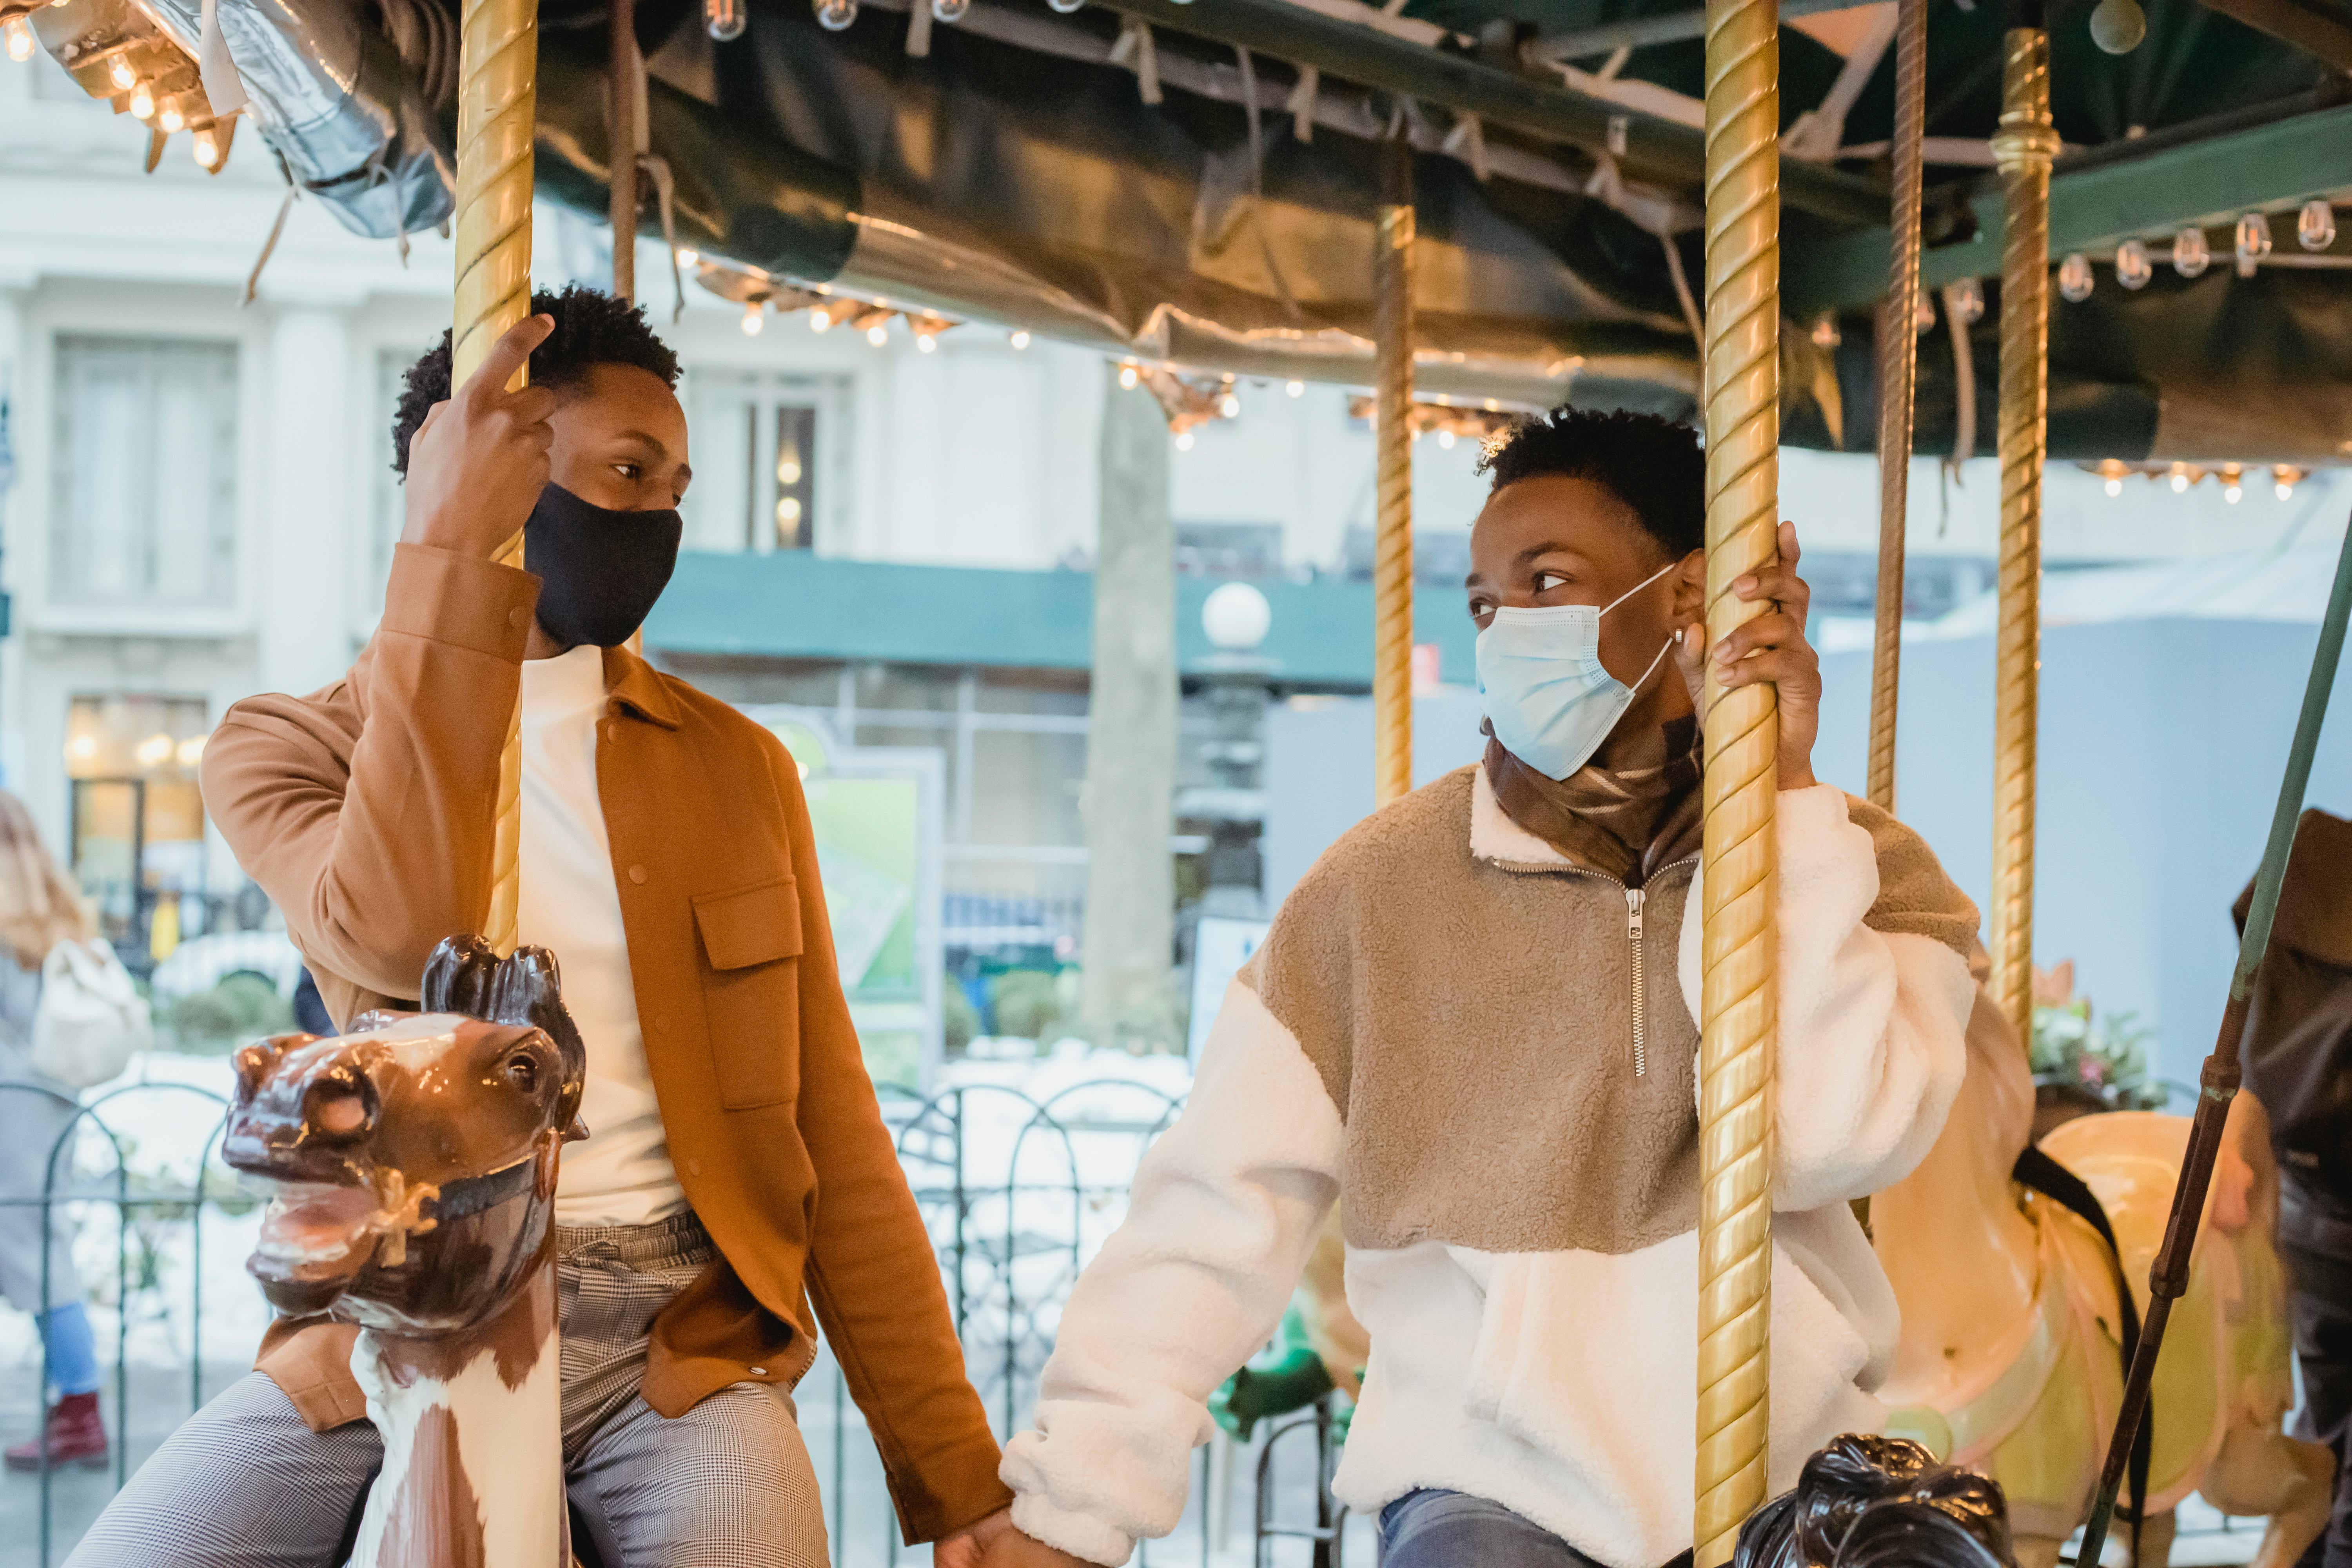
[1783,98,2352,312]
[1075,0,1891,224]
[2191,0,2352,73]
[1525,0,1877,61]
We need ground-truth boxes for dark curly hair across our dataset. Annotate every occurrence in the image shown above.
[390,284,682,478]
[1476,407,1705,559]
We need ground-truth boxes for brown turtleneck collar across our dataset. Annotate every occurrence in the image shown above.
[1481,715,1702,886]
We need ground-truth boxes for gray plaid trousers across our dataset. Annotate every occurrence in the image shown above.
[66,1210,828,1568]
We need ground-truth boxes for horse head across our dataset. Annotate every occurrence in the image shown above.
[1733,1435,2017,1568]
[224,935,587,1337]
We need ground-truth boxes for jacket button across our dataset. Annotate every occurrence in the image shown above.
[688,1160,702,1177]
[628,865,647,884]
[748,1367,766,1377]
[507,608,528,629]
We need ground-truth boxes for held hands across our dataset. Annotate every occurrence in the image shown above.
[967,1519,1096,1568]
[400,314,559,559]
[1671,521,1822,792]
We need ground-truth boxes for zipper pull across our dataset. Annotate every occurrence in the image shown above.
[1625,886,1645,939]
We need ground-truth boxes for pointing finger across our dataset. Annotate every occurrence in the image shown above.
[465,313,555,404]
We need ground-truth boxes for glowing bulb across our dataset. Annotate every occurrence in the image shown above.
[1218,392,1240,419]
[1437,429,1456,449]
[1009,330,1030,349]
[158,103,183,132]
[705,0,747,38]
[741,302,764,335]
[1914,293,1936,333]
[1118,363,1139,390]
[1947,277,1984,326]
[2058,252,2093,302]
[777,457,802,485]
[1174,430,1195,451]
[2169,470,2189,494]
[134,734,172,769]
[1047,0,1083,11]
[2114,238,2151,290]
[175,735,207,768]
[2235,211,2272,277]
[813,0,857,29]
[192,129,218,168]
[1285,379,1304,398]
[2104,477,2122,497]
[130,85,154,119]
[808,307,831,333]
[2299,198,2336,252]
[916,332,937,353]
[931,0,967,19]
[108,54,133,88]
[2173,225,2209,278]
[2226,484,2242,504]
[776,496,803,525]
[4,19,33,62]
[675,247,699,267]
[866,321,889,347]
[66,735,97,761]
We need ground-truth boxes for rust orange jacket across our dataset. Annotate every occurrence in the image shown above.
[200,542,1012,1543]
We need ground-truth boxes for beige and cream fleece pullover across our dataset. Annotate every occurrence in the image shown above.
[1001,768,1978,1568]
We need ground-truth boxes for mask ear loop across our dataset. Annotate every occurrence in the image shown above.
[1624,630,1680,698]
[1598,557,1683,619]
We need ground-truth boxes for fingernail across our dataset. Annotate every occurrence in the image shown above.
[1735,576,1755,593]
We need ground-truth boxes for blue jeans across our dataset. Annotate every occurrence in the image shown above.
[1378,1490,1606,1568]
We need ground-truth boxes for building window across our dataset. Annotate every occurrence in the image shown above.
[682,370,846,554]
[52,336,239,610]
[65,695,211,960]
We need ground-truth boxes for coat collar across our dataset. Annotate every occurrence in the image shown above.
[1468,764,1574,870]
[600,643,684,730]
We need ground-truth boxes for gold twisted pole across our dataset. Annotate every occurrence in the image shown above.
[452,0,538,956]
[1865,0,1927,813]
[1372,127,1416,808]
[1695,0,1780,1559]
[1988,23,2057,1047]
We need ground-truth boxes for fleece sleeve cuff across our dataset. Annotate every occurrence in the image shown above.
[1007,1489,1135,1567]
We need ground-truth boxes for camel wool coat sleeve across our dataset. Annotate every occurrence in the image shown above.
[201,543,1013,1544]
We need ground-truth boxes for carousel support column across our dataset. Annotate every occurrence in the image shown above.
[1371,124,1415,807]
[1865,0,1927,813]
[608,0,638,303]
[1078,365,1177,1047]
[452,0,539,955]
[1987,8,2058,1047]
[1695,0,1782,1557]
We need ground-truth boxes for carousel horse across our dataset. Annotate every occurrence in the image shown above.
[1733,1435,2019,1568]
[224,935,588,1568]
[1871,985,2336,1568]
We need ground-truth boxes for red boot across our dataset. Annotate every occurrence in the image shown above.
[4,1392,107,1472]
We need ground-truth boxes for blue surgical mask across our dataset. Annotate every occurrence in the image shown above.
[1475,561,1680,781]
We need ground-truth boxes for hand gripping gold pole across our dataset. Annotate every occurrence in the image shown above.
[1695,0,1780,1559]
[1987,20,2057,1048]
[1865,0,1927,813]
[1372,126,1416,808]
[452,0,539,955]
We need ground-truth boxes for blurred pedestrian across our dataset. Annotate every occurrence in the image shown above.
[0,793,106,1471]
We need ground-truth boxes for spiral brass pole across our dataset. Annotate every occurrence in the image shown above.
[1695,0,1781,1559]
[1865,0,1927,813]
[1988,21,2057,1048]
[608,0,638,305]
[452,0,538,955]
[1372,127,1416,808]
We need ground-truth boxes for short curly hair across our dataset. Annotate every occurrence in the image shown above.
[1475,407,1705,559]
[390,284,682,478]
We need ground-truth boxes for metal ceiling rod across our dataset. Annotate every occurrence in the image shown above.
[1866,0,1926,813]
[1077,0,1889,224]
[1528,0,1869,64]
[2190,0,2352,72]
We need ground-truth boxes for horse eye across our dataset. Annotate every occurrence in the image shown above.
[505,1054,539,1093]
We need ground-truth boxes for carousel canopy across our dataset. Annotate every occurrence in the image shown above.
[21,0,2352,458]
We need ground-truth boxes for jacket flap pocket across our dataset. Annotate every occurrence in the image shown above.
[693,879,804,971]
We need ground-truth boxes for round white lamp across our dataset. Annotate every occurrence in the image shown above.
[1201,581,1272,652]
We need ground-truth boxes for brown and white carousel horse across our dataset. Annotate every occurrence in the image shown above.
[1871,978,2336,1568]
[224,935,588,1568]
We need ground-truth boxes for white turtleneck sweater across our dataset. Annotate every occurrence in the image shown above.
[518,644,688,1227]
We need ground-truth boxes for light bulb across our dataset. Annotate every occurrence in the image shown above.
[2169,466,2189,494]
[1046,0,1083,12]
[1118,363,1139,390]
[2173,225,2210,278]
[741,302,764,335]
[776,496,803,525]
[2104,477,2122,497]
[931,0,968,19]
[192,129,219,167]
[1914,293,1936,333]
[675,247,699,267]
[1285,379,1305,398]
[1218,392,1240,419]
[808,307,831,332]
[2235,211,2272,276]
[1437,429,1456,449]
[2115,239,2151,290]
[4,19,33,62]
[158,103,184,132]
[108,54,134,88]
[813,0,857,29]
[2058,252,2093,302]
[1009,330,1030,350]
[778,457,802,485]
[866,321,889,347]
[2299,199,2336,252]
[2226,484,2242,504]
[2278,481,2295,500]
[1174,430,1195,451]
[705,0,747,38]
[2088,0,2146,53]
[916,332,938,353]
[1948,277,1984,326]
[130,85,154,118]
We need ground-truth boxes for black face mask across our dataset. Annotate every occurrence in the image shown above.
[523,482,684,649]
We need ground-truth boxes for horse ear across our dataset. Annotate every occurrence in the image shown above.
[493,947,588,1118]
[421,935,498,1018]
[563,1115,589,1144]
